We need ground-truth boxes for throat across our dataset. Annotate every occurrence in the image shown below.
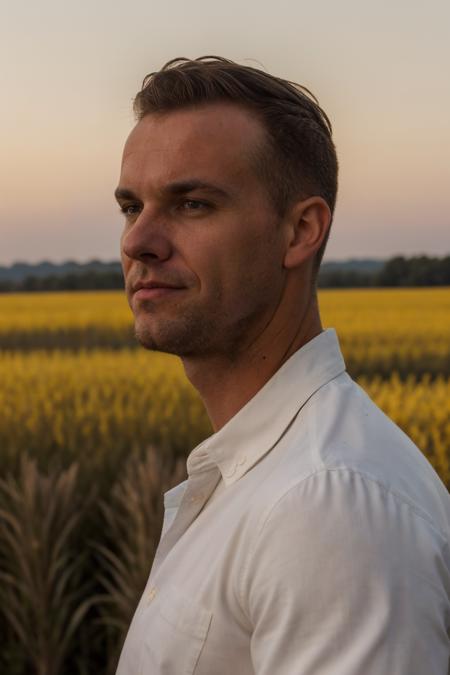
[182,351,274,431]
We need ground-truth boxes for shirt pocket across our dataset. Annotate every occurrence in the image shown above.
[141,583,212,675]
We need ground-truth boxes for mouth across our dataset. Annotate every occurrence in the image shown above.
[134,286,183,301]
[131,281,186,302]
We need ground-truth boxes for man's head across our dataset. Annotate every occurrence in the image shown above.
[132,56,338,267]
[117,57,337,358]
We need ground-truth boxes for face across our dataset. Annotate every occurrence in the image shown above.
[117,103,288,358]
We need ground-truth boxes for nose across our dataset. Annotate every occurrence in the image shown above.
[121,208,172,263]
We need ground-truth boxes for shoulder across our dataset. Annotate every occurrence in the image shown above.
[244,371,450,554]
[259,466,449,549]
[241,469,450,675]
[241,467,450,622]
[304,372,450,534]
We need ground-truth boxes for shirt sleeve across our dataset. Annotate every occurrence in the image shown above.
[243,468,450,675]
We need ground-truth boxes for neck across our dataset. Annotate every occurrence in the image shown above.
[181,292,323,431]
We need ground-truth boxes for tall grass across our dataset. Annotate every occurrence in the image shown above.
[0,450,185,674]
[0,459,94,675]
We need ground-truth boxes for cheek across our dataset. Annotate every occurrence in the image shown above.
[219,230,282,296]
[177,211,283,297]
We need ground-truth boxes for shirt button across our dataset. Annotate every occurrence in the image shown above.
[147,586,157,603]
[224,463,237,477]
[237,456,247,466]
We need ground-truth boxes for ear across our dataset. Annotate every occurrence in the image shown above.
[283,197,331,269]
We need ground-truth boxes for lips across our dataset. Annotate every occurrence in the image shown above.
[132,281,183,292]
[131,279,185,301]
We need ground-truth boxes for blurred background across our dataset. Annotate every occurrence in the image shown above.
[0,1,449,673]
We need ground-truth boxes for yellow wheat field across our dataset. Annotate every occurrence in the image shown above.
[0,349,210,480]
[1,288,449,336]
[1,288,449,376]
[0,291,134,350]
[320,288,450,376]
[0,288,449,485]
[0,348,449,485]
[0,291,130,332]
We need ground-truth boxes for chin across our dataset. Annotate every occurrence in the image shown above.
[134,324,169,353]
[134,322,194,356]
[134,314,222,357]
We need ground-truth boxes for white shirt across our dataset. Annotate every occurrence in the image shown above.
[116,329,450,675]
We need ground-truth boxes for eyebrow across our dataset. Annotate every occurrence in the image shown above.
[114,179,231,203]
[114,187,139,202]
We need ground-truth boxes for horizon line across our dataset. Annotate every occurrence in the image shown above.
[2,253,450,268]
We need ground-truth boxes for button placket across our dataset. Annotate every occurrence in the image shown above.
[151,467,221,576]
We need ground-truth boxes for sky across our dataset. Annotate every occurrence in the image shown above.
[1,0,449,265]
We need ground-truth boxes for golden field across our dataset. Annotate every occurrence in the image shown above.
[0,287,449,481]
[0,348,210,481]
[1,288,449,376]
[0,350,449,486]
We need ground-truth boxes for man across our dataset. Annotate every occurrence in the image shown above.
[115,56,450,674]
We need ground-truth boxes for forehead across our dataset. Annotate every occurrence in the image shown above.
[120,103,267,190]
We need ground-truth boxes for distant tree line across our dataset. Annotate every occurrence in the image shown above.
[0,270,124,292]
[0,255,449,292]
[318,256,450,288]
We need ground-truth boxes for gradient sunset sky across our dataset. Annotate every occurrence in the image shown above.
[1,0,449,264]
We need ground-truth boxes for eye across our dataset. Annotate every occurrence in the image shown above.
[180,199,209,212]
[119,204,141,217]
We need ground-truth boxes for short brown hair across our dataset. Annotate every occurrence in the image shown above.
[133,56,338,270]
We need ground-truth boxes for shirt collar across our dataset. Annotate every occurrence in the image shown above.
[186,328,346,487]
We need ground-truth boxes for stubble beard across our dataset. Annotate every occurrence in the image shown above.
[132,288,231,357]
[133,291,272,361]
[134,309,219,357]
